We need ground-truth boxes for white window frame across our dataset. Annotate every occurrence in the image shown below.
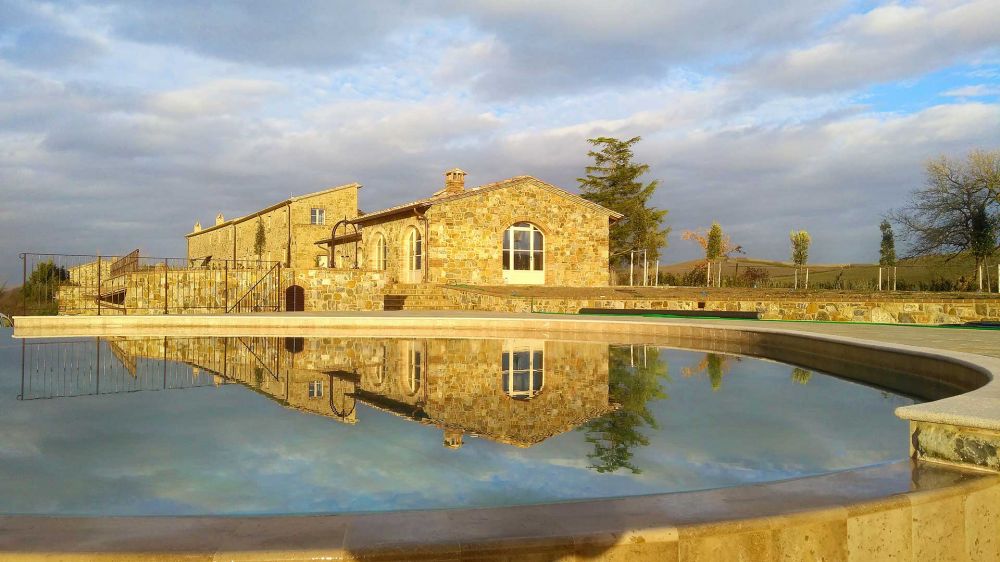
[316,254,329,268]
[501,341,544,400]
[502,222,544,284]
[406,342,423,395]
[308,380,324,398]
[310,208,326,225]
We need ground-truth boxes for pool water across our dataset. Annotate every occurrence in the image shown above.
[0,330,915,516]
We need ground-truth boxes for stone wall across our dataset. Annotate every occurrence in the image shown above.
[287,268,386,311]
[186,185,359,269]
[356,178,613,287]
[426,179,612,286]
[440,286,1000,324]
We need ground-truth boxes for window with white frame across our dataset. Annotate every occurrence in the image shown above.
[406,342,423,395]
[310,208,325,225]
[316,254,329,268]
[308,380,324,398]
[406,228,422,271]
[502,223,544,271]
[501,343,544,400]
[373,233,387,271]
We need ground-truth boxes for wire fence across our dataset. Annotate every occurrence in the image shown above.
[17,252,284,316]
[616,258,1000,293]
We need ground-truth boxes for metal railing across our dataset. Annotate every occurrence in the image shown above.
[17,252,284,316]
[650,259,1000,293]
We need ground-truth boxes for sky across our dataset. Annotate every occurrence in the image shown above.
[0,0,998,285]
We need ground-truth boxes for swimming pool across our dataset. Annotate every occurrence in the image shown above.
[0,330,915,516]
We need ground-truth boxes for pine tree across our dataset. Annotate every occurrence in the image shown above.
[879,219,896,267]
[578,136,669,268]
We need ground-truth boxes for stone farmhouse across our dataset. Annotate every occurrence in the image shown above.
[186,169,622,289]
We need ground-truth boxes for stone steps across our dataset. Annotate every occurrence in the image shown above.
[383,285,460,311]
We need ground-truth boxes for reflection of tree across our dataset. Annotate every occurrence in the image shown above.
[682,353,740,391]
[791,367,812,385]
[582,346,668,474]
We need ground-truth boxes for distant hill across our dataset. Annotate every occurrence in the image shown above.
[660,254,1000,290]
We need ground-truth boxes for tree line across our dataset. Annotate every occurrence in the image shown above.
[580,135,999,290]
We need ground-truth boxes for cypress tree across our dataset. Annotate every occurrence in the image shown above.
[879,219,896,267]
[578,136,669,268]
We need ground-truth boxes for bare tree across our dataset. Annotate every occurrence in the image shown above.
[891,151,1000,273]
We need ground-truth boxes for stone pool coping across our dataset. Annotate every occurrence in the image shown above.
[8,312,1000,560]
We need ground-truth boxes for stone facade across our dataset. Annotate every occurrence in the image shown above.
[355,176,617,287]
[438,286,1000,324]
[186,184,360,269]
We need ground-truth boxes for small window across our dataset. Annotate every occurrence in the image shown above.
[310,208,325,225]
[316,254,329,268]
[502,343,544,400]
[308,380,324,398]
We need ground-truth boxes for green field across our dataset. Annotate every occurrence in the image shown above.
[659,253,1000,291]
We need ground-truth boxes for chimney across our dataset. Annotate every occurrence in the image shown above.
[193,221,202,232]
[215,213,225,226]
[443,168,466,195]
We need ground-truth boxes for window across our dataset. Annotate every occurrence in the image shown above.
[316,254,329,268]
[373,234,387,271]
[310,208,325,225]
[406,344,423,395]
[308,380,324,398]
[501,343,543,400]
[406,228,422,271]
[502,223,544,271]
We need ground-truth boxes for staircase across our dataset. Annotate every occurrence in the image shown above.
[382,285,460,311]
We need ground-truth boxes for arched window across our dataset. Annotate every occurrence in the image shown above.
[372,234,387,271]
[404,228,423,283]
[406,342,423,395]
[502,342,543,400]
[502,223,544,284]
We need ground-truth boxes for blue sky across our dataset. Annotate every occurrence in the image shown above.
[0,0,998,283]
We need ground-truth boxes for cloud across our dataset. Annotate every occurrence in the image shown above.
[0,0,106,68]
[105,0,424,69]
[147,79,287,117]
[942,84,1000,97]
[737,0,1000,93]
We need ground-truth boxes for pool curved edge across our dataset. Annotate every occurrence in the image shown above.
[8,312,1000,561]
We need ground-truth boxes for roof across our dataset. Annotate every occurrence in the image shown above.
[351,175,624,226]
[186,183,361,238]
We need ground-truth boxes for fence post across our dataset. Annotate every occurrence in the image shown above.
[21,253,27,315]
[979,265,983,293]
[97,255,102,316]
[630,251,634,286]
[163,258,169,315]
[893,266,897,291]
[878,267,882,291]
[794,268,798,289]
[224,260,229,313]
[805,267,809,289]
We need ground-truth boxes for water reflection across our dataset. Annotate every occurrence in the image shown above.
[581,345,668,474]
[5,335,917,516]
[19,336,629,449]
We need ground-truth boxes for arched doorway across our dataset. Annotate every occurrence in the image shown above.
[285,285,305,312]
[502,222,544,284]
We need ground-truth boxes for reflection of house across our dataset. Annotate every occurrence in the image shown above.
[110,336,613,448]
[187,170,622,286]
